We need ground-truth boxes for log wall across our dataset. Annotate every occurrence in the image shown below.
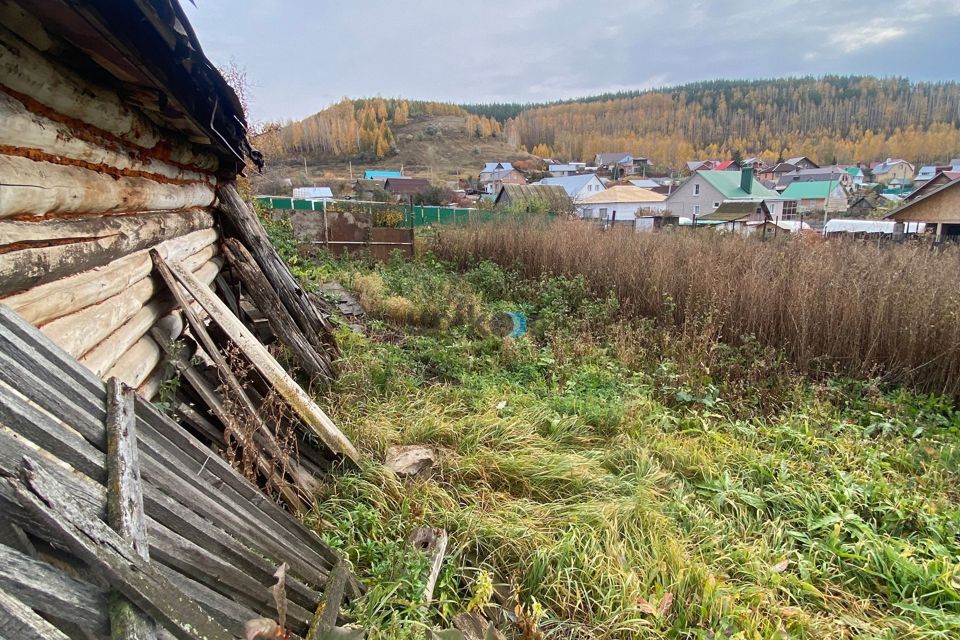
[0,20,224,397]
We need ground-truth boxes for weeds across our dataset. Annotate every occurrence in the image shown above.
[281,246,960,638]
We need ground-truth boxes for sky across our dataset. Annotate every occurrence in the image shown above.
[184,0,960,124]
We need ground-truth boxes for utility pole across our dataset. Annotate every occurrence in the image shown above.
[822,170,835,236]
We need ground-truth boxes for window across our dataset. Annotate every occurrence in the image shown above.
[713,201,720,209]
[693,205,700,217]
[599,208,608,219]
[694,183,700,196]
[782,200,798,220]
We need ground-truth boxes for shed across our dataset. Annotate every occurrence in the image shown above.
[384,177,432,197]
[293,186,335,200]
[494,184,573,214]
[885,178,960,241]
[579,185,666,220]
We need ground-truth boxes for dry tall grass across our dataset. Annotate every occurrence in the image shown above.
[435,221,960,396]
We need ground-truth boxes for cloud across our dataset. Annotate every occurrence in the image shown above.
[830,23,908,54]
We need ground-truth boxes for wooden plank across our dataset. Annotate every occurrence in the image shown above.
[8,458,234,640]
[217,184,339,361]
[151,250,319,505]
[156,564,259,639]
[0,209,214,297]
[0,588,72,640]
[0,543,109,637]
[222,237,334,385]
[105,377,156,639]
[160,253,360,464]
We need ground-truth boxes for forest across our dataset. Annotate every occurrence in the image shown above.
[488,77,960,168]
[255,97,503,161]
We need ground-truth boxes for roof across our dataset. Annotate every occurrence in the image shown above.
[697,170,781,200]
[687,160,711,171]
[384,177,432,195]
[885,178,960,221]
[786,156,818,167]
[713,160,736,171]
[629,179,661,189]
[580,185,665,204]
[495,184,573,212]
[845,166,864,177]
[596,152,633,165]
[776,170,848,188]
[482,162,513,173]
[698,200,769,222]
[872,159,914,175]
[780,181,842,200]
[364,170,403,180]
[539,174,602,197]
[292,187,334,199]
[767,162,798,174]
[17,0,258,175]
[549,164,577,172]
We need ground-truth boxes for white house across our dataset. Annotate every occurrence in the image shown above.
[538,174,606,205]
[578,185,666,222]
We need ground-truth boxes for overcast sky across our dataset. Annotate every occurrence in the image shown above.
[184,0,960,124]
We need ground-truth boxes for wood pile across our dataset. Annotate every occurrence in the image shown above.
[0,306,361,639]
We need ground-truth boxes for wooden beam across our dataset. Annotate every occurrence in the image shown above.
[0,543,109,637]
[0,588,72,640]
[159,254,359,465]
[217,184,339,361]
[222,237,334,384]
[8,458,234,640]
[105,378,156,639]
[0,209,214,297]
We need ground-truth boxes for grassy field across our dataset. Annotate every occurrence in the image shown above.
[269,223,960,639]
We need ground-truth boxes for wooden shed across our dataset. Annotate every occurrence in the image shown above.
[885,178,960,242]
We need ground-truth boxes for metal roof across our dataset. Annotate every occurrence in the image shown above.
[596,153,633,166]
[698,200,769,222]
[482,162,513,173]
[363,170,403,179]
[539,174,602,197]
[494,184,573,212]
[580,185,665,204]
[780,181,842,200]
[697,170,781,200]
[292,187,334,199]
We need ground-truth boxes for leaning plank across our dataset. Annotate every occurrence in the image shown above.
[0,588,72,640]
[9,458,233,640]
[0,543,110,637]
[152,251,321,501]
[223,237,334,384]
[0,228,217,325]
[162,254,360,464]
[306,560,351,639]
[105,377,156,639]
[217,184,339,359]
[0,209,214,296]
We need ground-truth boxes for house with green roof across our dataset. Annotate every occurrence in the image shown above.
[664,169,791,221]
[780,180,849,213]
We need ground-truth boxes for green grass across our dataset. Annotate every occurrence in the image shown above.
[282,243,960,639]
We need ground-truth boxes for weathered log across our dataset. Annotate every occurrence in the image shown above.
[0,543,109,637]
[1,227,217,325]
[0,588,72,640]
[217,184,339,360]
[9,458,234,640]
[0,91,212,184]
[306,560,350,639]
[105,378,156,640]
[223,237,334,384]
[0,23,217,169]
[161,254,359,465]
[0,209,214,296]
[42,250,220,360]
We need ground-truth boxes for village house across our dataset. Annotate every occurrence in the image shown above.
[479,161,526,193]
[886,176,960,242]
[697,201,771,234]
[687,160,717,172]
[843,166,866,187]
[548,164,578,176]
[775,168,853,191]
[740,157,768,172]
[904,171,960,202]
[494,184,574,214]
[870,159,915,186]
[384,177,432,199]
[578,185,667,223]
[758,162,798,182]
[665,169,789,221]
[595,152,648,176]
[538,174,606,205]
[780,181,849,213]
[785,156,820,170]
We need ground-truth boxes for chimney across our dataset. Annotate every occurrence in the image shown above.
[741,167,754,194]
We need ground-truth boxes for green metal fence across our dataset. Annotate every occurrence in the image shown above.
[255,196,559,227]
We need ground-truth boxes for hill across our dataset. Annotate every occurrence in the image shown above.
[255,98,534,186]
[468,76,960,169]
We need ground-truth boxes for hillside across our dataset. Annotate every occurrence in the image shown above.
[474,77,960,169]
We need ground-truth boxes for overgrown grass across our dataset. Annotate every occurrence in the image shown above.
[433,221,960,398]
[278,235,960,639]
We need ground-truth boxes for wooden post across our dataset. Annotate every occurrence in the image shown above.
[306,561,350,640]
